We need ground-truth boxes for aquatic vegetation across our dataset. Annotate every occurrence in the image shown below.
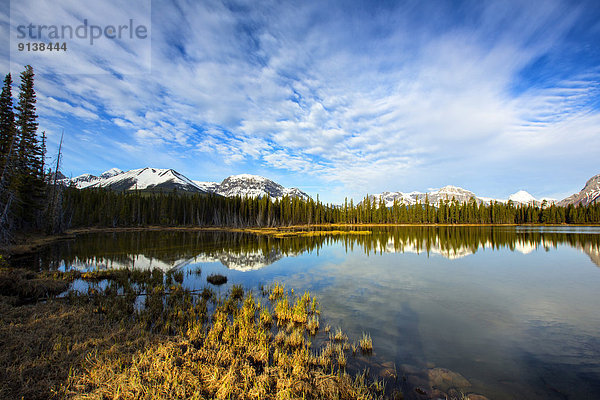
[206,273,227,285]
[332,327,348,342]
[69,279,383,399]
[306,314,320,335]
[200,287,215,301]
[268,281,285,301]
[360,332,373,353]
[1,267,384,399]
[260,308,273,327]
[230,284,244,300]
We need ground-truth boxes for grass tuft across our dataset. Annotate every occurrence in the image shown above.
[206,273,227,285]
[360,332,373,353]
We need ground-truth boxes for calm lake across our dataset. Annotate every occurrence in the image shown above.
[16,226,600,399]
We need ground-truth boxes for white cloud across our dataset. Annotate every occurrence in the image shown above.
[5,0,600,201]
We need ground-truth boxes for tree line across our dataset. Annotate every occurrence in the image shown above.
[62,187,600,229]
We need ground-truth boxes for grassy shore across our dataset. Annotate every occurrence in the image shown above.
[0,266,390,399]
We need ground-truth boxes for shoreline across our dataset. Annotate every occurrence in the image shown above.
[4,222,599,256]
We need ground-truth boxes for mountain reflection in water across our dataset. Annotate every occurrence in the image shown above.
[16,226,600,271]
[14,226,600,400]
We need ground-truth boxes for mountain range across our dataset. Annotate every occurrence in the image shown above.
[62,168,310,200]
[366,186,557,207]
[62,168,600,207]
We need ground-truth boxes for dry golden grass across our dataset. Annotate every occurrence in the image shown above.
[0,266,383,400]
[0,295,153,400]
[69,285,381,400]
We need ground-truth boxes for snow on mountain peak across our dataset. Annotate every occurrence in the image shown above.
[436,185,474,195]
[508,190,537,204]
[99,168,123,179]
[217,174,309,200]
[193,181,220,193]
[226,174,269,182]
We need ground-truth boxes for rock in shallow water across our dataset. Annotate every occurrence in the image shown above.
[427,367,471,391]
[466,394,490,400]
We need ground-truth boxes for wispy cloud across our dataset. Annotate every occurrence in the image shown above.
[3,0,600,201]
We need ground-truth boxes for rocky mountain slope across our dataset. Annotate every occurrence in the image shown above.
[194,174,310,200]
[61,167,598,207]
[62,169,309,199]
[558,174,600,207]
[65,168,207,193]
[366,186,544,206]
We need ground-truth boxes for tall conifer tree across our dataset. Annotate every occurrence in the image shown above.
[14,65,45,228]
[0,73,17,240]
[0,73,16,175]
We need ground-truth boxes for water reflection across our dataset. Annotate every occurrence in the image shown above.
[13,226,600,399]
[16,226,600,271]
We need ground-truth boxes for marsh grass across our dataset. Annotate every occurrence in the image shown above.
[1,266,384,399]
[333,326,349,342]
[360,332,373,354]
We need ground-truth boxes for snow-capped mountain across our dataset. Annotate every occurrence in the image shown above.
[193,181,220,193]
[62,168,309,199]
[367,186,490,206]
[198,174,310,200]
[425,185,480,205]
[508,190,539,206]
[65,167,206,193]
[99,168,123,179]
[368,186,559,207]
[70,173,97,185]
[558,174,600,207]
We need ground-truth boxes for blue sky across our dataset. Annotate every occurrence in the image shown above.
[2,0,600,203]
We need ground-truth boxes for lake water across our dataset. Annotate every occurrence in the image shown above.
[17,226,600,399]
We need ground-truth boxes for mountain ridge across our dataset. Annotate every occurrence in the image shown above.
[365,187,550,207]
[557,174,600,207]
[62,168,309,200]
[62,168,598,207]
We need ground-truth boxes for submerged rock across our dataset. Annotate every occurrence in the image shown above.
[427,367,471,391]
[466,394,490,400]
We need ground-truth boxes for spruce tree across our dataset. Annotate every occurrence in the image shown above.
[14,65,45,228]
[0,73,16,176]
[0,73,17,240]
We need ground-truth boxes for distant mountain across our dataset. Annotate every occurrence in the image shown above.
[193,181,220,193]
[368,186,559,207]
[62,168,309,199]
[558,174,600,207]
[195,174,310,200]
[64,167,207,193]
[508,190,539,206]
[367,185,491,206]
[425,185,481,205]
[99,168,123,179]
